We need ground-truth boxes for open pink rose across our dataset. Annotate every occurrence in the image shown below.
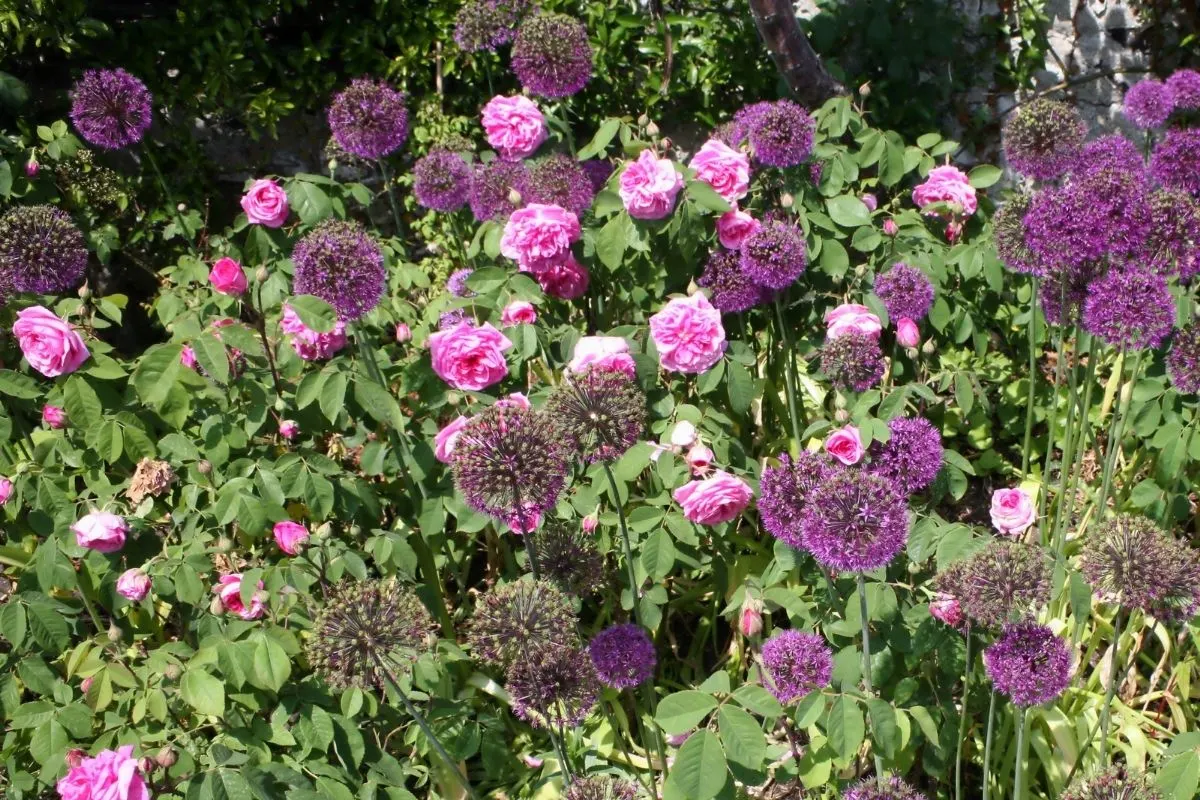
[619,149,683,220]
[649,293,726,374]
[686,443,714,476]
[435,416,470,463]
[537,255,589,299]
[716,208,761,250]
[116,568,151,602]
[209,257,247,296]
[913,165,977,217]
[990,488,1036,536]
[43,404,67,428]
[429,320,513,390]
[214,573,266,620]
[280,304,347,361]
[0,476,11,505]
[929,593,963,627]
[71,510,128,553]
[569,336,636,377]
[241,178,289,227]
[500,203,581,273]
[56,745,148,800]
[13,305,90,377]
[825,303,882,340]
[673,470,753,525]
[825,425,864,465]
[273,520,309,555]
[689,139,750,203]
[481,95,547,160]
[501,300,538,326]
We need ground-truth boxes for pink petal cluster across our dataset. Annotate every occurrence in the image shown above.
[619,149,684,220]
[568,336,636,377]
[208,257,247,296]
[501,300,538,326]
[689,139,750,203]
[990,488,1036,536]
[43,404,68,428]
[274,520,309,555]
[13,306,90,377]
[672,470,753,525]
[716,208,761,250]
[496,392,531,410]
[71,510,128,553]
[912,165,977,217]
[241,179,290,227]
[896,318,921,348]
[0,476,12,505]
[280,304,347,361]
[500,203,581,273]
[536,255,590,299]
[116,568,151,602]
[214,573,266,620]
[929,593,964,627]
[649,293,727,374]
[739,597,764,638]
[428,320,513,390]
[481,95,548,160]
[435,415,470,462]
[395,322,412,343]
[824,425,864,465]
[279,419,299,440]
[685,443,714,476]
[56,745,148,800]
[824,303,882,340]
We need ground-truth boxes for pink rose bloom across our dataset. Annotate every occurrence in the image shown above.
[500,203,581,273]
[619,149,684,220]
[280,305,347,361]
[716,208,761,250]
[883,219,898,237]
[861,193,878,212]
[990,488,1036,536]
[241,178,290,227]
[912,165,977,217]
[273,520,309,555]
[72,510,128,553]
[395,323,412,343]
[180,345,197,370]
[825,303,882,340]
[12,305,90,378]
[279,419,299,440]
[739,597,764,638]
[435,415,471,463]
[896,317,920,348]
[670,420,697,448]
[214,573,266,620]
[686,443,715,476]
[689,139,750,203]
[582,514,598,534]
[43,404,67,428]
[501,300,538,326]
[569,336,636,377]
[508,505,541,534]
[649,293,727,374]
[672,470,753,526]
[208,257,247,296]
[929,593,963,627]
[496,392,531,410]
[116,568,151,602]
[428,320,513,391]
[0,476,12,505]
[825,425,865,465]
[537,255,589,299]
[56,745,148,800]
[481,95,548,160]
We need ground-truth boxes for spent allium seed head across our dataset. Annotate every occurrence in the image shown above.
[1167,324,1200,394]
[413,149,472,212]
[546,367,644,462]
[453,0,529,51]
[306,579,434,691]
[0,205,88,294]
[532,519,607,597]
[759,630,833,704]
[955,541,1050,627]
[1167,69,1200,111]
[819,332,886,392]
[447,268,476,298]
[868,416,943,495]
[1002,98,1087,181]
[698,249,770,313]
[759,451,839,550]
[470,160,530,222]
[842,776,930,800]
[327,78,409,160]
[291,220,385,321]
[730,100,816,168]
[1150,128,1200,197]
[994,192,1041,275]
[525,153,596,217]
[873,263,935,322]
[69,69,153,150]
[564,776,640,800]
[1080,515,1183,613]
[1081,266,1174,351]
[800,470,909,572]
[1061,766,1164,800]
[983,621,1073,706]
[588,623,657,689]
[467,578,579,668]
[582,159,615,193]
[507,645,599,728]
[1145,188,1200,281]
[511,13,593,99]
[739,220,807,290]
[1123,78,1175,129]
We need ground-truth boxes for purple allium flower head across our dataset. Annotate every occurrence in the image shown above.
[588,623,657,689]
[1038,262,1103,326]
[292,220,385,321]
[759,630,833,704]
[1080,515,1199,614]
[983,622,1072,706]
[1167,324,1200,394]
[759,451,839,550]
[533,520,607,597]
[868,416,943,495]
[729,100,815,168]
[994,193,1041,275]
[1002,98,1087,181]
[874,263,934,322]
[525,153,595,217]
[413,149,472,212]
[809,160,824,186]
[842,776,930,800]
[467,578,579,667]
[698,250,769,313]
[564,776,639,800]
[1123,78,1175,129]
[511,13,593,99]
[453,0,529,52]
[470,159,530,222]
[547,366,645,462]
[439,309,468,329]
[945,541,1050,627]
[1061,766,1164,800]
[327,78,409,160]
[581,159,615,193]
[739,219,807,290]
[1146,188,1200,281]
[69,69,153,150]
[507,645,599,729]
[447,268,476,298]
[1081,266,1174,351]
[1167,69,1200,111]
[819,332,886,392]
[0,205,89,294]
[800,470,909,572]
[1150,128,1200,197]
[1073,134,1143,178]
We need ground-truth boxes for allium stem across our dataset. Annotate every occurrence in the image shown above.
[1014,706,1028,800]
[1037,321,1069,539]
[1099,609,1125,764]
[954,625,973,800]
[142,142,197,255]
[1049,329,1084,555]
[1096,348,1144,520]
[600,698,657,797]
[981,690,998,800]
[377,159,407,239]
[1059,337,1098,560]
[773,299,805,453]
[857,575,885,784]
[603,463,641,612]
[1021,276,1039,477]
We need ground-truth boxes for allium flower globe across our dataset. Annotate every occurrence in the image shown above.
[69,69,153,150]
[291,220,385,321]
[1061,766,1163,800]
[1145,188,1200,281]
[1001,98,1086,181]
[983,622,1073,706]
[1122,78,1174,129]
[327,78,409,160]
[0,205,89,294]
[818,332,885,392]
[993,193,1040,275]
[1150,128,1200,197]
[759,630,832,704]
[511,13,593,99]
[868,416,943,496]
[1081,515,1200,617]
[467,578,578,667]
[507,645,599,728]
[732,100,816,167]
[1075,134,1143,177]
[1167,324,1200,394]
[1167,68,1200,110]
[874,263,934,322]
[412,150,472,212]
[588,623,657,689]
[469,160,530,222]
[698,249,768,313]
[532,520,606,597]
[951,540,1050,627]
[799,470,909,572]
[739,219,807,290]
[1081,267,1174,351]
[525,153,595,216]
[759,451,837,550]
[454,0,528,52]
[842,776,929,800]
[546,366,645,462]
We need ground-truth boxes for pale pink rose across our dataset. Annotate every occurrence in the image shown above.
[825,425,865,465]
[582,514,598,534]
[649,293,726,374]
[43,404,67,428]
[990,488,1036,536]
[523,755,545,769]
[279,419,299,440]
[395,323,412,343]
[435,416,470,463]
[619,149,684,220]
[824,303,882,340]
[669,420,697,448]
[71,510,128,553]
[716,208,761,250]
[280,305,347,361]
[116,568,151,602]
[896,317,920,348]
[912,165,977,216]
[689,139,750,203]
[861,193,878,212]
[569,336,636,377]
[496,392,531,410]
[481,95,548,160]
[273,520,309,555]
[214,573,266,620]
[240,179,289,227]
[208,257,247,296]
[500,203,581,272]
[56,745,148,800]
[686,443,715,476]
[537,255,589,299]
[12,305,90,377]
[929,593,964,627]
[883,219,898,237]
[501,300,537,326]
[428,321,513,390]
[0,476,12,505]
[672,470,753,525]
[180,345,197,370]
[739,597,764,638]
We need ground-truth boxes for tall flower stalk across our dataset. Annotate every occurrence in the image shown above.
[1096,348,1144,519]
[1021,276,1039,476]
[858,575,885,783]
[953,625,973,800]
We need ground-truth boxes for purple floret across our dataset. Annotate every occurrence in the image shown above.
[1168,324,1200,395]
[760,630,832,704]
[292,219,385,321]
[69,69,153,150]
[0,205,89,294]
[469,160,530,222]
[525,154,595,217]
[983,622,1073,707]
[1151,128,1200,197]
[698,250,770,313]
[874,263,934,322]
[588,624,657,689]
[1123,78,1175,129]
[728,100,815,168]
[759,451,839,551]
[327,78,409,160]
[1081,266,1174,351]
[739,219,807,290]
[800,470,909,572]
[819,332,886,392]
[1167,68,1200,110]
[1001,98,1087,182]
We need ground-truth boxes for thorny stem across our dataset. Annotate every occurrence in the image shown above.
[858,575,885,784]
[954,625,973,800]
[251,283,284,397]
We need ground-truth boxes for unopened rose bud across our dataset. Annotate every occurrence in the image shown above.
[395,323,412,343]
[81,676,93,693]
[780,193,794,209]
[739,596,763,638]
[255,266,269,283]
[921,338,936,355]
[859,82,872,98]
[156,747,178,768]
[834,408,851,423]
[78,284,91,300]
[279,419,299,440]
[507,188,523,206]
[107,623,122,642]
[582,514,598,534]
[197,460,212,474]
[65,749,86,769]
[26,160,39,178]
[176,203,186,212]
[637,113,650,127]
[139,757,155,774]
[215,536,233,553]
[669,420,697,448]
[895,317,920,348]
[163,663,182,681]
[666,731,692,747]
[349,524,362,537]
[209,594,225,615]
[660,137,672,151]
[883,219,898,237]
[646,121,660,138]
[315,522,334,538]
[833,392,848,410]
[861,194,878,212]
